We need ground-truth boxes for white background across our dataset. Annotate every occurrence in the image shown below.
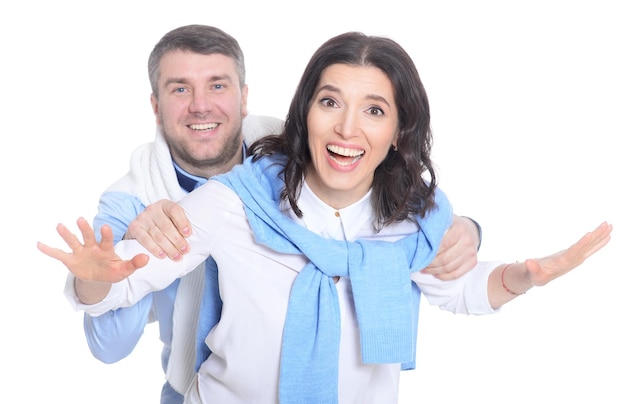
[1,1,624,403]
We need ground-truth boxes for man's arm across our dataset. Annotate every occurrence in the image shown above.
[84,294,153,363]
[81,193,155,363]
[124,199,191,261]
[421,215,482,280]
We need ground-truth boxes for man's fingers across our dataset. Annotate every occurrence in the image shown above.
[125,200,191,260]
[151,217,189,255]
[131,226,168,259]
[162,202,192,238]
[136,224,184,261]
[430,258,476,281]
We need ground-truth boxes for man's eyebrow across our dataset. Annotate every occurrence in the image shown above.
[163,77,189,87]
[163,75,235,87]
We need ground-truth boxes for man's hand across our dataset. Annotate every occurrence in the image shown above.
[125,199,191,261]
[421,215,480,280]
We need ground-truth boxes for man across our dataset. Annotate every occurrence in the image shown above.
[62,24,482,404]
[63,24,280,403]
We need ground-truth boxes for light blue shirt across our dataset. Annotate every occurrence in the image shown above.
[85,163,208,404]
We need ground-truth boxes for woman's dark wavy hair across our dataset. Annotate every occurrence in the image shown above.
[250,31,437,231]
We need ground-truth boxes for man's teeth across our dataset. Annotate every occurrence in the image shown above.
[189,123,218,131]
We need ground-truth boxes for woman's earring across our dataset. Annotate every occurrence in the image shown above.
[393,145,398,151]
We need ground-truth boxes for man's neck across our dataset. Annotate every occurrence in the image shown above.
[174,142,247,182]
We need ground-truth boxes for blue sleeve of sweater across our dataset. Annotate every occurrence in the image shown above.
[84,192,155,363]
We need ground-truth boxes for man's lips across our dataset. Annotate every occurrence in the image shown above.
[188,123,218,131]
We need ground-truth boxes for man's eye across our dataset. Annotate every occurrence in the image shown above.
[175,87,186,93]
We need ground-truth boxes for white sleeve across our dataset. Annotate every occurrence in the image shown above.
[411,261,504,315]
[63,273,82,311]
[66,181,237,316]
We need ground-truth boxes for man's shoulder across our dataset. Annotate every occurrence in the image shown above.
[242,114,284,145]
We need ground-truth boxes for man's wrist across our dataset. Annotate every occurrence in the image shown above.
[461,216,482,251]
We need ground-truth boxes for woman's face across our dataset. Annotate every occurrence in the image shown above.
[305,63,399,209]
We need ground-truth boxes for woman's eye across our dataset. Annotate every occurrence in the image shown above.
[368,106,384,116]
[321,98,337,108]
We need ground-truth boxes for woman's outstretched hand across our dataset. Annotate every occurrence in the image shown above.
[526,221,613,287]
[490,221,613,309]
[37,217,150,283]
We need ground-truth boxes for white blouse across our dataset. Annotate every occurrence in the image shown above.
[69,179,499,403]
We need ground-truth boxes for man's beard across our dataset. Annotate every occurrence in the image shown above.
[163,125,243,170]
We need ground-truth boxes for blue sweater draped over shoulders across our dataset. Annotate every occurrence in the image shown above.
[201,154,452,403]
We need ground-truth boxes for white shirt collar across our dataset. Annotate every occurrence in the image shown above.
[289,181,374,241]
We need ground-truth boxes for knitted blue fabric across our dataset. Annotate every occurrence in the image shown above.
[212,154,452,403]
[194,256,221,372]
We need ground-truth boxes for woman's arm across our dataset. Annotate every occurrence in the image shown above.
[38,217,151,303]
[38,180,233,308]
[415,221,612,315]
[487,221,612,309]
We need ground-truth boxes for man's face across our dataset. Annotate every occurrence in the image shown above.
[151,50,248,177]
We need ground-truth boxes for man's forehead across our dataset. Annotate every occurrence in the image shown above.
[158,51,239,83]
[160,50,236,67]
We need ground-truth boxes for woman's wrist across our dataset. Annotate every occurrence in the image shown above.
[501,261,533,296]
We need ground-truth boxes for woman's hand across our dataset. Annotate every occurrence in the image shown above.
[37,217,149,283]
[526,221,612,287]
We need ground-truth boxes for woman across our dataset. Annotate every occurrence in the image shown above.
[38,32,611,403]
